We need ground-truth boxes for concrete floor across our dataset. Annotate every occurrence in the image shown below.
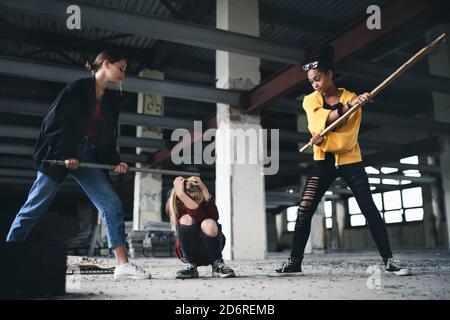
[62,250,450,300]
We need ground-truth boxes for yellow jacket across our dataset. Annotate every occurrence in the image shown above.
[302,88,362,166]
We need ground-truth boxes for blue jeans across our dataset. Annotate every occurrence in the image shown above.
[6,138,126,248]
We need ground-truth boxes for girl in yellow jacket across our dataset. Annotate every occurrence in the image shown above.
[275,46,410,276]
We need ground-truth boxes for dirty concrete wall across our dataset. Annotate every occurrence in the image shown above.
[278,222,428,252]
[328,223,426,250]
[274,211,447,252]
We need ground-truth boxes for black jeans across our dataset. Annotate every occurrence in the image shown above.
[291,153,393,259]
[177,222,226,266]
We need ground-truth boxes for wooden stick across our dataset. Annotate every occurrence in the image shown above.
[299,33,446,153]
[41,160,200,177]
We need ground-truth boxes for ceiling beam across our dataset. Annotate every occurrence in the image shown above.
[259,3,343,35]
[119,112,193,130]
[147,0,214,69]
[142,54,449,99]
[266,99,450,135]
[0,99,195,130]
[0,26,147,63]
[5,24,444,109]
[0,124,166,150]
[0,98,213,123]
[0,143,150,164]
[0,0,304,64]
[0,57,241,105]
[245,0,438,114]
[364,137,441,167]
[381,162,441,174]
[337,60,450,95]
[0,157,34,169]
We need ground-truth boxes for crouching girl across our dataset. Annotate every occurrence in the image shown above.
[166,176,236,279]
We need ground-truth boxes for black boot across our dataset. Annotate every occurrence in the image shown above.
[176,263,199,279]
[275,256,303,276]
[212,259,235,278]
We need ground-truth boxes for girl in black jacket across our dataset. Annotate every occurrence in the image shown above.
[6,51,150,280]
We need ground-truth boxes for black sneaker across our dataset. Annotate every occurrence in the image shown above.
[212,259,236,278]
[274,257,303,276]
[175,263,199,279]
[384,257,410,276]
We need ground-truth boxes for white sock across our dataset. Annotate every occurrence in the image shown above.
[116,262,130,268]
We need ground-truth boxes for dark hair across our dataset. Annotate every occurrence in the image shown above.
[302,45,335,73]
[85,51,126,74]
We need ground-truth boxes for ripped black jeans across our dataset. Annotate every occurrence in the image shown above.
[291,153,393,259]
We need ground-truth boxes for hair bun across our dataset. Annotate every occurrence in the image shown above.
[310,45,335,64]
[85,60,94,72]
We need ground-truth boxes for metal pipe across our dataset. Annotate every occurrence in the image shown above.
[41,160,200,177]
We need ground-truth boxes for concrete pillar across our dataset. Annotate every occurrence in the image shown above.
[427,25,450,249]
[266,212,279,252]
[336,200,347,248]
[275,209,286,247]
[215,0,266,260]
[428,156,447,247]
[97,213,106,252]
[421,183,438,247]
[133,70,164,230]
[304,200,326,253]
[329,200,341,249]
[420,155,438,247]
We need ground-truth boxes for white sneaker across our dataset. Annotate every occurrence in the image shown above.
[113,263,151,280]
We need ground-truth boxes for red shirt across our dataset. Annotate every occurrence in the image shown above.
[84,103,102,137]
[176,198,219,223]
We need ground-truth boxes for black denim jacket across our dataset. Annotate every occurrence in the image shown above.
[33,76,121,182]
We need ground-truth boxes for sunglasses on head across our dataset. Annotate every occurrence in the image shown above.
[184,180,200,191]
[302,61,319,72]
